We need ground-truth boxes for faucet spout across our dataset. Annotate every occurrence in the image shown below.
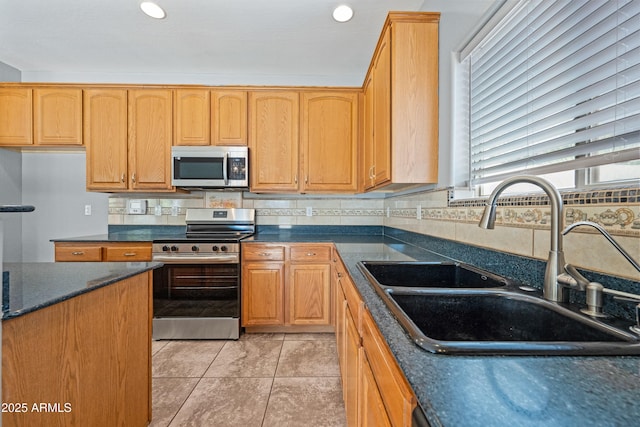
[478,175,567,302]
[562,221,640,273]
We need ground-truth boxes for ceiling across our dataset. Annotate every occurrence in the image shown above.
[0,0,433,86]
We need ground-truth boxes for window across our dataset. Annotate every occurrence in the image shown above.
[462,0,640,195]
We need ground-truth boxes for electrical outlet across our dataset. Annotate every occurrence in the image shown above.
[306,207,313,217]
[386,207,390,218]
[154,204,162,216]
[84,204,92,216]
[416,204,422,220]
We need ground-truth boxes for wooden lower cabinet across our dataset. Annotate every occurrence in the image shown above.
[333,251,417,427]
[2,271,152,427]
[241,242,333,331]
[54,242,152,262]
[242,261,285,326]
[360,349,393,427]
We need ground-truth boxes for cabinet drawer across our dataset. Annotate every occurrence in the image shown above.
[55,245,103,262]
[104,244,152,261]
[242,244,285,261]
[290,244,332,262]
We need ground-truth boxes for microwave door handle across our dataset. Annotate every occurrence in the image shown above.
[223,152,229,185]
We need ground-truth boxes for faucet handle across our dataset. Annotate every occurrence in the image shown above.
[563,264,590,291]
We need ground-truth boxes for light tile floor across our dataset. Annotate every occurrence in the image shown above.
[150,333,347,427]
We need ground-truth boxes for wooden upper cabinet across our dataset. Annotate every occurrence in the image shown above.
[128,89,173,190]
[362,12,440,190]
[372,27,391,187]
[249,91,300,192]
[34,88,83,145]
[85,89,129,191]
[362,76,375,190]
[390,14,439,184]
[212,90,247,145]
[174,89,210,146]
[0,88,32,145]
[301,91,358,193]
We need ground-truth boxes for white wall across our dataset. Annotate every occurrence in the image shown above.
[0,149,24,262]
[21,153,108,262]
[0,61,23,263]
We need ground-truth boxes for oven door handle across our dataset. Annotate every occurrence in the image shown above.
[152,255,239,264]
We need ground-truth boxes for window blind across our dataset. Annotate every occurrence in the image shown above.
[469,0,640,185]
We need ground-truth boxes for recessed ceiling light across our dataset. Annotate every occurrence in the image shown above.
[140,1,166,19]
[332,5,354,23]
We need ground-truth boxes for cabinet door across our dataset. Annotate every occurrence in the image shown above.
[212,90,247,145]
[301,91,358,193]
[345,305,361,427]
[249,91,299,192]
[372,27,391,187]
[128,89,173,190]
[0,88,32,145]
[362,309,416,427]
[359,349,392,427]
[288,263,331,325]
[34,88,83,145]
[85,89,129,190]
[362,76,375,190]
[174,89,210,146]
[242,262,285,326]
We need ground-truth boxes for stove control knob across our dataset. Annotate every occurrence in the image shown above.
[191,245,199,252]
[162,245,170,252]
[212,245,219,252]
[220,245,228,252]
[170,246,179,252]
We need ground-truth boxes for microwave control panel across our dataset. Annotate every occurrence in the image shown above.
[229,158,246,180]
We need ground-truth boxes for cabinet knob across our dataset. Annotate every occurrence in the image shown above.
[121,173,126,183]
[294,175,298,184]
[131,173,136,183]
[306,252,316,256]
[123,252,137,257]
[71,251,84,256]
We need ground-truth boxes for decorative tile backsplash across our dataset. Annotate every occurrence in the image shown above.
[107,184,639,280]
[385,185,640,280]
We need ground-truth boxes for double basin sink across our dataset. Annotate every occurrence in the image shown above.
[357,261,640,355]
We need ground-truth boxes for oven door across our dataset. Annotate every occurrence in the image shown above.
[153,263,239,318]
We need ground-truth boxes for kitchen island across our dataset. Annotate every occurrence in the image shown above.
[52,226,640,426]
[2,262,160,427]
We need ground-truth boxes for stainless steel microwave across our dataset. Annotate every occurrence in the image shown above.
[171,146,249,189]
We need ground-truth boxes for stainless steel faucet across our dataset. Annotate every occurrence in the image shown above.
[478,175,568,302]
[479,178,640,330]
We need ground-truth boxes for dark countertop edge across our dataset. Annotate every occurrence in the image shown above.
[0,205,35,213]
[2,263,162,320]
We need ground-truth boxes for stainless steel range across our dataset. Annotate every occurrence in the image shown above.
[152,208,255,340]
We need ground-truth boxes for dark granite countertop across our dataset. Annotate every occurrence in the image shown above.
[50,226,187,243]
[2,262,161,320]
[0,205,35,213]
[49,225,640,426]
